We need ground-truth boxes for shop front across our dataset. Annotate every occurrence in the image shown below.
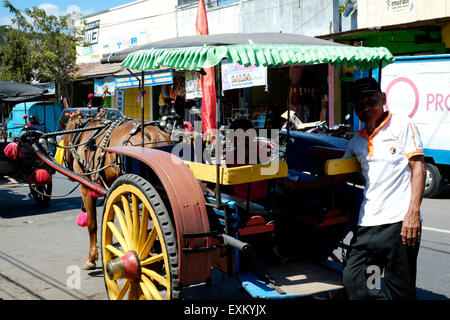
[219,62,332,130]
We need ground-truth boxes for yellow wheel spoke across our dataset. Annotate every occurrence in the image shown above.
[117,280,130,300]
[141,274,163,300]
[139,227,157,259]
[113,204,132,250]
[139,281,154,300]
[107,222,129,252]
[105,244,124,258]
[141,253,164,266]
[106,278,119,299]
[141,266,169,289]
[127,282,137,300]
[121,195,133,241]
[138,206,149,251]
[131,194,140,248]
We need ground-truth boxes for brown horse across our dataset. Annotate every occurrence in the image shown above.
[62,116,170,269]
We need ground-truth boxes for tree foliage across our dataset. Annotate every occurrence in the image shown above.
[0,26,34,82]
[1,0,86,105]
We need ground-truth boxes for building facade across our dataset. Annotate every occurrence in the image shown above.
[75,0,344,124]
[74,0,450,126]
[319,0,450,127]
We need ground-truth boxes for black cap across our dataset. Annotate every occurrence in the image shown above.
[351,77,381,101]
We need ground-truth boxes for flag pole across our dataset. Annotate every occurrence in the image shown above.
[215,63,222,207]
[141,71,145,147]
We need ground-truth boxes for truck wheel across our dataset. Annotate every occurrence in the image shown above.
[424,163,444,198]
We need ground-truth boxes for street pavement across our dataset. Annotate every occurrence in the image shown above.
[0,173,448,300]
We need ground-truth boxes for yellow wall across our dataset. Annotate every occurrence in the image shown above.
[442,23,450,50]
[124,87,151,120]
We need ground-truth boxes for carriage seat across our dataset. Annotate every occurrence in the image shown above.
[282,154,361,228]
[237,215,275,236]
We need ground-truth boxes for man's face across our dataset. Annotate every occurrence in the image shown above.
[354,92,386,124]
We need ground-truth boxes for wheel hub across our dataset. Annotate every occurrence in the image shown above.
[106,250,141,281]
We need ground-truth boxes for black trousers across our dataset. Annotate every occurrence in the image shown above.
[342,221,420,300]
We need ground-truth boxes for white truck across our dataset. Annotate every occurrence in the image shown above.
[380,54,450,197]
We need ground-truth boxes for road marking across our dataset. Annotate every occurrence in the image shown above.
[423,226,450,234]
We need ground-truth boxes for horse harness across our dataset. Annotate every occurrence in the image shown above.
[67,117,157,187]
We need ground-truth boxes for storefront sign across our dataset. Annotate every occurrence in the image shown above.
[185,71,202,99]
[85,20,100,45]
[386,0,414,12]
[116,89,125,112]
[94,78,115,97]
[221,61,267,91]
[108,30,148,52]
[115,70,173,89]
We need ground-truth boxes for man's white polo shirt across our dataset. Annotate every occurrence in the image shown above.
[344,112,424,226]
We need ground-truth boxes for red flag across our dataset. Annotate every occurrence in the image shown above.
[196,0,216,136]
[195,0,208,35]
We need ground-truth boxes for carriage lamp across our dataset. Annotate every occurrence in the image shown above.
[106,250,141,281]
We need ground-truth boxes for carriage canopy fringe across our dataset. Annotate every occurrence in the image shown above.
[120,42,394,71]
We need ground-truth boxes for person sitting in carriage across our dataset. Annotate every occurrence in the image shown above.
[96,106,106,119]
[225,118,288,263]
[225,118,269,204]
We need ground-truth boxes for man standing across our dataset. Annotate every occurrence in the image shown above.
[342,77,426,300]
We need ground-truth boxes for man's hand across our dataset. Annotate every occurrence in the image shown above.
[401,215,421,246]
[402,155,425,246]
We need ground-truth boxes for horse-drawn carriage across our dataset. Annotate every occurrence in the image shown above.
[2,33,394,300]
[0,81,54,205]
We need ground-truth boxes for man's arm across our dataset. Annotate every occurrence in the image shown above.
[401,155,425,246]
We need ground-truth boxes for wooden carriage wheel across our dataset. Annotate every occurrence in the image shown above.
[101,174,181,300]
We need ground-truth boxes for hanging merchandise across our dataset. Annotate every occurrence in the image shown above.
[185,71,202,100]
[158,91,166,107]
[320,94,329,122]
[291,87,301,105]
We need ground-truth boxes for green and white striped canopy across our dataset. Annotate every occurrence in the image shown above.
[100,33,394,71]
[121,43,393,71]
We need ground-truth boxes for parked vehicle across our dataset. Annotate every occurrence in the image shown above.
[306,114,353,140]
[1,81,53,206]
[7,101,63,140]
[379,54,450,197]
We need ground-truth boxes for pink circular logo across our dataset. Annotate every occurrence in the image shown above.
[385,77,419,118]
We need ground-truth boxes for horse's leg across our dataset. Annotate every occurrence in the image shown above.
[80,185,98,270]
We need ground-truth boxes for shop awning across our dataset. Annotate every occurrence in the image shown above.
[0,81,45,102]
[101,33,394,71]
[75,61,124,80]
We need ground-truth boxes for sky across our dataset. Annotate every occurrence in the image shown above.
[0,0,136,25]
